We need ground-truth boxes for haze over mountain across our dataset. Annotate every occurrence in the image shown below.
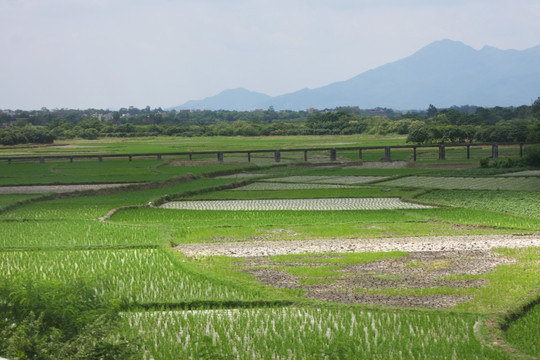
[174,39,540,111]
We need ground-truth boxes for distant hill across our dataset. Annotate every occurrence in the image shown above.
[173,88,272,111]
[173,39,540,111]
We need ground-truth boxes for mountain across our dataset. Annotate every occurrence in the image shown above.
[174,39,540,111]
[173,88,272,111]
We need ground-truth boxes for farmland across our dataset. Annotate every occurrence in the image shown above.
[0,136,539,359]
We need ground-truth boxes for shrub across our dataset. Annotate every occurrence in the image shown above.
[0,278,137,359]
[524,144,540,167]
[479,158,490,168]
[479,157,525,169]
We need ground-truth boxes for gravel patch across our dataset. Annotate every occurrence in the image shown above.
[160,198,434,211]
[176,234,540,257]
[0,183,139,194]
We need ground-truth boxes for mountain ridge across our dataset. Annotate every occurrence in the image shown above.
[172,39,540,111]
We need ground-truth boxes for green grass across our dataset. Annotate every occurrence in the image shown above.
[270,251,407,264]
[0,159,252,185]
[418,190,540,220]
[0,135,408,156]
[110,207,538,244]
[284,264,345,278]
[0,194,44,210]
[505,303,540,357]
[453,247,540,313]
[251,164,428,177]
[268,252,407,283]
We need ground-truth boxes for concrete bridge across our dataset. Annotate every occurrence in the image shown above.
[0,142,530,164]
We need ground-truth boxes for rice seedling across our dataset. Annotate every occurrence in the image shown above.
[188,186,426,200]
[417,190,540,220]
[110,206,535,245]
[120,307,511,359]
[0,220,168,248]
[0,178,235,221]
[231,182,358,190]
[0,159,252,185]
[260,175,389,184]
[379,176,540,191]
[159,198,434,211]
[0,248,264,304]
[1,149,538,359]
[0,194,43,210]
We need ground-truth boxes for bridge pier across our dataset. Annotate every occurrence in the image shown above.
[330,149,337,161]
[492,144,499,158]
[439,145,446,160]
[384,147,391,161]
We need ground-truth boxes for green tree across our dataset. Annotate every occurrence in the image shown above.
[406,122,430,144]
[427,104,438,118]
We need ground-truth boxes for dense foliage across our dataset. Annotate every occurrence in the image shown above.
[0,278,136,359]
[1,100,540,145]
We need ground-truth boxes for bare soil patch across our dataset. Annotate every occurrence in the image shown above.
[239,250,511,308]
[176,234,539,309]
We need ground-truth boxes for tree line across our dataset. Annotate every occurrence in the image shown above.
[1,100,539,146]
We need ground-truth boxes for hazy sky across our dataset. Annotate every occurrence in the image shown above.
[1,0,539,110]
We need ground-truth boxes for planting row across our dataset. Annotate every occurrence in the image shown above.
[0,183,138,194]
[261,175,389,184]
[418,190,540,220]
[0,178,234,221]
[0,160,251,185]
[0,248,262,303]
[0,220,168,248]
[379,176,540,190]
[111,207,540,242]
[159,198,435,211]
[120,307,508,360]
[232,182,358,191]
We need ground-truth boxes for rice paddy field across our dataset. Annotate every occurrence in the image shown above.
[1,136,539,359]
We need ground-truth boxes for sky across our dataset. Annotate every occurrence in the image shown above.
[1,0,540,110]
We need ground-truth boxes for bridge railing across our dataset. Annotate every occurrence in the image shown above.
[0,143,531,164]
